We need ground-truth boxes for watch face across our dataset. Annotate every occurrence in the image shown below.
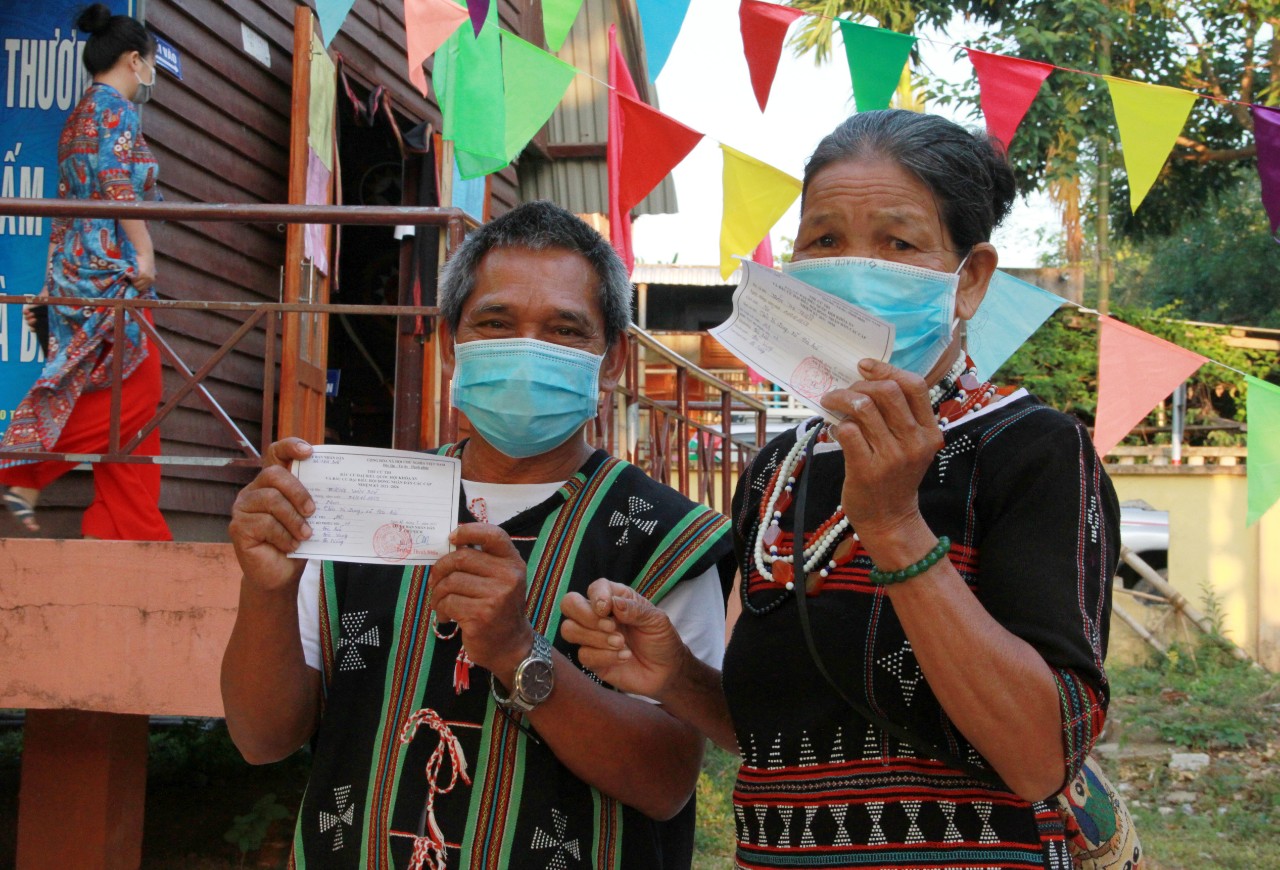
[518,659,554,704]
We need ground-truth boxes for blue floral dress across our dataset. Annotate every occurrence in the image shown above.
[1,82,158,456]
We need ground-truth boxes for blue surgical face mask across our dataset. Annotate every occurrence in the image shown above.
[782,256,967,378]
[452,337,603,459]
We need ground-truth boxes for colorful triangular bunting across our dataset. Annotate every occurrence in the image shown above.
[608,24,640,273]
[543,0,585,52]
[434,0,507,178]
[965,271,1064,381]
[1252,104,1280,239]
[1246,375,1280,525]
[1093,316,1207,457]
[635,0,692,81]
[739,0,804,113]
[317,0,358,47]
[837,20,916,113]
[404,0,470,97]
[500,32,577,161]
[466,0,489,37]
[719,145,801,279]
[965,48,1053,149]
[1104,77,1198,213]
[616,95,703,213]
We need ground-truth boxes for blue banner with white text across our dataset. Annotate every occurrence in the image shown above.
[0,0,133,437]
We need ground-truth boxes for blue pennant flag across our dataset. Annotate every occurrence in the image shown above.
[317,0,358,47]
[635,0,691,80]
[966,271,1065,381]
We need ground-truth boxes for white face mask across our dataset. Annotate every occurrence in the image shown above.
[783,255,969,378]
[132,58,156,104]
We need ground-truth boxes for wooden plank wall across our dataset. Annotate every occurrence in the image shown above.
[27,0,534,541]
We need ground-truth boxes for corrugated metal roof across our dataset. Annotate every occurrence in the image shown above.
[516,0,678,216]
[631,264,740,286]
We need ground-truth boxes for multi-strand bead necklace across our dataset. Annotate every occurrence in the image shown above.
[750,354,1000,598]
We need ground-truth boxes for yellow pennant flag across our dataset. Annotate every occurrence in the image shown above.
[719,145,802,279]
[1105,77,1198,213]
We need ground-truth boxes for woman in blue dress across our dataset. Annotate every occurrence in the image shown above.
[0,4,170,541]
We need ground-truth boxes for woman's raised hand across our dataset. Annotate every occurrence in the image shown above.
[820,358,944,541]
[560,578,689,702]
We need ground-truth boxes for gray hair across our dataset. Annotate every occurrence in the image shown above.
[802,110,1017,254]
[438,200,633,347]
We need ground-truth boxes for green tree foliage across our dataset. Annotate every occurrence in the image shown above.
[1113,176,1280,328]
[788,1,1277,241]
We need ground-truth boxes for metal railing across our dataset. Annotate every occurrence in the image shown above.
[1,198,770,514]
[0,198,472,468]
[609,326,768,514]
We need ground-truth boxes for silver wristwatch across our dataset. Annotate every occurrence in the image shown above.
[491,632,555,713]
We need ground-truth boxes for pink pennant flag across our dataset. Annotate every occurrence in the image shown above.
[608,24,640,273]
[739,0,804,112]
[965,48,1054,149]
[405,0,471,97]
[1094,316,1207,458]
[466,0,489,36]
[616,95,703,213]
[1252,104,1280,238]
[752,234,774,267]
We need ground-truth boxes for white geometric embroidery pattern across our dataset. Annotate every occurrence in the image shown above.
[336,610,380,672]
[940,800,963,843]
[800,806,818,848]
[777,806,794,848]
[531,808,581,870]
[754,805,769,846]
[877,640,924,705]
[830,726,845,764]
[975,802,999,843]
[866,802,887,845]
[608,496,658,546]
[862,723,881,760]
[829,804,852,847]
[318,785,355,851]
[902,800,925,844]
[734,804,748,841]
[767,734,784,770]
[799,732,816,766]
[934,433,975,483]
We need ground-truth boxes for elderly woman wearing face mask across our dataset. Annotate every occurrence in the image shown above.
[1,3,169,541]
[562,110,1120,870]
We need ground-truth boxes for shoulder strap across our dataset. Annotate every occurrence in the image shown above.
[790,431,1005,789]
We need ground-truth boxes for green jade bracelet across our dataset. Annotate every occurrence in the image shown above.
[868,536,952,585]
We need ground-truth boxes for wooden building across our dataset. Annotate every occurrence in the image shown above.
[15,0,674,543]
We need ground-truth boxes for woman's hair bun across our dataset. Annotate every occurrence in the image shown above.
[76,4,113,35]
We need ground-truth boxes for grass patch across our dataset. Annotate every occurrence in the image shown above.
[1106,636,1280,870]
[693,744,738,868]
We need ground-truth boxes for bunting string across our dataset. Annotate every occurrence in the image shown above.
[353,0,1280,518]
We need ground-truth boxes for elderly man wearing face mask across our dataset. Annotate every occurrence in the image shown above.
[222,201,735,870]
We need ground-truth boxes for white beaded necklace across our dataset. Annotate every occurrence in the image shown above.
[752,420,855,588]
[751,352,986,591]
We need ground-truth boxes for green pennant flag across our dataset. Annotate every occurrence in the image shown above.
[434,0,507,178]
[837,20,916,113]
[542,0,585,52]
[1246,376,1280,525]
[501,32,577,162]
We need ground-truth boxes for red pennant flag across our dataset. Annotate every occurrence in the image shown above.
[616,95,703,213]
[739,0,804,112]
[1093,316,1207,457]
[965,48,1054,149]
[608,24,639,274]
[752,233,774,267]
